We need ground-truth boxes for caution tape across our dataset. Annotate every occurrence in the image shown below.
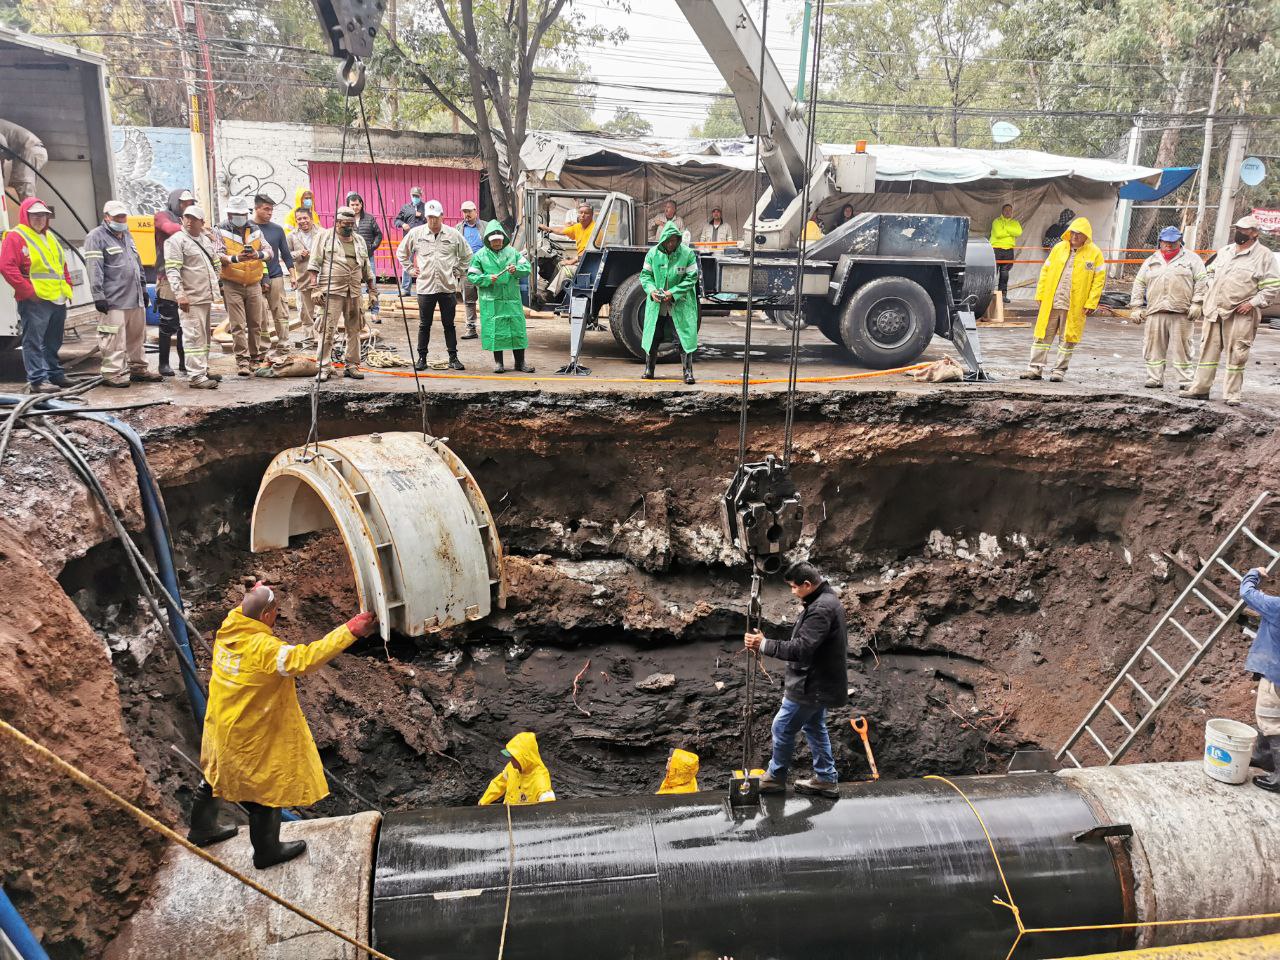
[0,718,398,960]
[924,774,1280,960]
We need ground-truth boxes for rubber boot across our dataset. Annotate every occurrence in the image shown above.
[681,350,696,385]
[641,343,658,380]
[1254,735,1280,793]
[1251,732,1275,773]
[186,780,238,847]
[157,332,175,377]
[513,349,535,374]
[246,803,307,869]
[176,336,187,374]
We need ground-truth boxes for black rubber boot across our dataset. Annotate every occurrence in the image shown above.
[681,350,696,385]
[157,332,175,377]
[176,336,187,374]
[186,780,238,847]
[1254,736,1280,792]
[513,349,534,374]
[493,351,506,374]
[642,344,658,380]
[246,803,307,869]
[1251,732,1275,773]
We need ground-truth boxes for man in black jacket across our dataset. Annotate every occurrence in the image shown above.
[745,561,848,798]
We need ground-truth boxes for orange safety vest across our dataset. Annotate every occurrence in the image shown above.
[217,226,265,286]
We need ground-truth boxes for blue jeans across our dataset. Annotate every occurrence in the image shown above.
[400,272,414,295]
[18,297,66,386]
[767,698,836,782]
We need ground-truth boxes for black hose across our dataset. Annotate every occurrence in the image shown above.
[0,144,93,235]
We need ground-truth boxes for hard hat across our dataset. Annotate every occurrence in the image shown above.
[224,195,251,215]
[103,199,129,217]
[460,200,477,211]
[336,205,357,220]
[26,200,52,215]
[1235,214,1261,230]
[184,204,206,220]
[1158,226,1183,242]
[425,200,443,216]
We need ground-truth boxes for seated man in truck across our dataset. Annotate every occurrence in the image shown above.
[538,202,595,302]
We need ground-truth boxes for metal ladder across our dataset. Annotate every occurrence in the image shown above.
[1058,490,1279,768]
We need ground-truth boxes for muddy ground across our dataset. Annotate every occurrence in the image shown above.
[3,386,1280,957]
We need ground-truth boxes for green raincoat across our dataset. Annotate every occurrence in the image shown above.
[467,220,532,351]
[641,220,700,352]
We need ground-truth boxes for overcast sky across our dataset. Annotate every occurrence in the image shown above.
[571,0,806,138]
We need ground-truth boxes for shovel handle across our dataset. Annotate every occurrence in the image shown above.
[849,716,880,781]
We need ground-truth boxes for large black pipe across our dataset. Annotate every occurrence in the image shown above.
[373,773,1130,959]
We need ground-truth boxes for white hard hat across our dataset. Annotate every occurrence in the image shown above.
[425,200,444,217]
[103,199,129,217]
[225,195,251,215]
[184,204,206,220]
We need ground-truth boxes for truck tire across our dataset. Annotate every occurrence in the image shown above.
[608,274,692,360]
[839,276,935,369]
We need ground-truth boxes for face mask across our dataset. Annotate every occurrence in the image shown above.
[303,198,313,208]
[230,215,247,228]
[1235,230,1252,245]
[337,224,353,236]
[107,220,128,233]
[413,197,423,206]
[1160,247,1178,261]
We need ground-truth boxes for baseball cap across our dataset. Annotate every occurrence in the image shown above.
[184,204,206,220]
[425,200,444,217]
[1158,226,1183,242]
[411,187,423,198]
[103,199,129,217]
[1235,215,1261,230]
[461,200,477,211]
[26,200,52,215]
[336,205,357,219]
[178,190,195,201]
[225,195,251,215]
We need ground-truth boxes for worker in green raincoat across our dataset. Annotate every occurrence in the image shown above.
[467,220,534,373]
[640,220,700,384]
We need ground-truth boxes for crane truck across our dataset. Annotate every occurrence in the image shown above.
[520,0,994,377]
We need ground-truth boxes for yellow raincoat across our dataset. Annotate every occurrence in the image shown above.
[200,606,356,807]
[286,186,314,230]
[656,748,700,794]
[479,732,556,805]
[1034,216,1105,342]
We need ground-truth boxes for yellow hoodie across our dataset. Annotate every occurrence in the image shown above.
[1034,215,1105,342]
[479,732,556,805]
[656,748,700,794]
[286,185,314,230]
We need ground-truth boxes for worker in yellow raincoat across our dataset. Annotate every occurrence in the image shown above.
[1020,215,1105,382]
[479,732,557,805]
[191,582,378,869]
[656,748,700,794]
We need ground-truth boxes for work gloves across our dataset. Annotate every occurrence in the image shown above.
[94,299,110,314]
[346,611,379,637]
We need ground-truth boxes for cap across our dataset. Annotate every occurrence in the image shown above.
[501,749,512,758]
[225,195,251,215]
[26,200,52,215]
[336,205,357,219]
[1235,214,1261,230]
[460,200,477,211]
[1158,226,1183,242]
[411,187,423,197]
[425,200,444,217]
[103,200,129,217]
[178,190,195,202]
[184,204,206,220]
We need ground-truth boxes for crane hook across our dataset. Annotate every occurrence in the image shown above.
[339,55,367,96]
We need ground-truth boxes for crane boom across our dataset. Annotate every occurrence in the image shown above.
[673,0,810,207]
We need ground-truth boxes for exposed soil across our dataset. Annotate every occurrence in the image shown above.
[2,387,1280,957]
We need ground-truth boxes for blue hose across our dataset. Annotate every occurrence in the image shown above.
[0,887,51,960]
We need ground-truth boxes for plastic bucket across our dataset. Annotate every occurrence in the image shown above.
[1203,718,1258,784]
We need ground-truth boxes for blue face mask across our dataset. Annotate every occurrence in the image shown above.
[413,197,423,207]
[303,198,313,208]
[106,219,128,233]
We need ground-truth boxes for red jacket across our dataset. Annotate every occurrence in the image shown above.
[1,196,72,302]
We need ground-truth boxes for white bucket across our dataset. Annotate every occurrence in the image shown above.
[1203,718,1258,784]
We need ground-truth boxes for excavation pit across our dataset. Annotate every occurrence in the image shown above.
[4,386,1280,957]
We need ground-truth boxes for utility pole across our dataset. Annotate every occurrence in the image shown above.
[1190,53,1223,251]
[192,0,220,219]
[171,0,212,214]
[1109,118,1142,278]
[387,0,398,127]
[796,0,813,100]
[1212,123,1249,250]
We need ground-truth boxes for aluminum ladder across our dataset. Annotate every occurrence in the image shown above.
[1057,490,1279,768]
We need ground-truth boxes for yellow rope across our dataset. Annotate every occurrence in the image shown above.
[0,718,398,960]
[924,774,1280,959]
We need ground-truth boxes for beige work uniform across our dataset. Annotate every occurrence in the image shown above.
[395,224,470,296]
[222,280,265,372]
[1191,241,1280,401]
[163,230,221,384]
[309,229,371,370]
[262,275,292,361]
[1028,253,1076,375]
[1257,679,1280,737]
[288,226,320,340]
[1131,248,1207,386]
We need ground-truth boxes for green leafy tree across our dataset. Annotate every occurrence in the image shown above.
[690,88,744,138]
[601,106,651,137]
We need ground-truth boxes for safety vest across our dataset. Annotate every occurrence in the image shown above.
[217,226,265,286]
[15,224,72,303]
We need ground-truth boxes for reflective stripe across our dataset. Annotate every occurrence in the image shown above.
[83,250,103,259]
[276,644,295,676]
[185,347,210,355]
[97,324,120,334]
[15,224,71,301]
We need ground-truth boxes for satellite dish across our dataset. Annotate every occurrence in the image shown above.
[1241,157,1267,186]
[991,121,1021,144]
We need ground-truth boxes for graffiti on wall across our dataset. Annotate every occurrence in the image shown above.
[221,154,290,206]
[110,126,195,214]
